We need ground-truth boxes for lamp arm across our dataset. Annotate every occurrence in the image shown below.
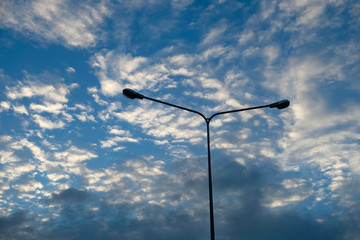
[208,104,270,122]
[143,96,207,121]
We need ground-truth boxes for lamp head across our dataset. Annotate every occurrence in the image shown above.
[123,88,144,99]
[269,99,290,109]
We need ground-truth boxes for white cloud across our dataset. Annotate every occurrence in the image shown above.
[266,57,345,131]
[100,136,139,148]
[2,136,103,199]
[87,87,109,106]
[170,67,194,77]
[201,25,227,46]
[114,104,204,142]
[3,72,82,130]
[2,162,37,180]
[243,46,260,57]
[119,55,148,74]
[91,52,171,96]
[113,146,125,152]
[109,128,130,135]
[238,31,254,45]
[65,67,76,73]
[0,135,12,143]
[92,51,167,96]
[33,114,65,129]
[41,139,59,151]
[125,159,165,176]
[265,194,308,208]
[30,102,65,114]
[11,138,47,163]
[54,146,98,163]
[296,4,325,26]
[99,79,123,97]
[260,0,276,19]
[263,45,280,64]
[74,112,96,123]
[13,105,29,115]
[6,80,73,103]
[278,0,326,26]
[0,0,110,48]
[198,77,223,89]
[282,179,306,190]
[0,101,11,112]
[202,45,228,59]
[169,54,195,66]
[94,48,275,153]
[0,150,20,164]
[264,54,360,205]
[14,180,43,192]
[277,0,341,31]
[91,47,250,116]
[46,173,69,182]
[83,157,169,203]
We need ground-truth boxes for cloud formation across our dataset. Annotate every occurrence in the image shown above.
[0,0,359,239]
[0,0,109,48]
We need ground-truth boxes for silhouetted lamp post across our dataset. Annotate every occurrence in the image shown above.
[123,88,290,240]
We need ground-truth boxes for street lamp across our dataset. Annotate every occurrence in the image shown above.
[123,88,290,240]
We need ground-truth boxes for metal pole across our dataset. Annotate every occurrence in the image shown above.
[123,88,289,240]
[206,119,215,240]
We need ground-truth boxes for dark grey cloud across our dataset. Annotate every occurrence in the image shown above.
[4,158,358,240]
[0,211,34,240]
[213,162,344,240]
[52,188,89,202]
[14,188,208,240]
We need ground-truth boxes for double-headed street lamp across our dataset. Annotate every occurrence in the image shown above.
[123,88,290,240]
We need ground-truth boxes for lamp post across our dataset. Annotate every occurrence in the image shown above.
[123,88,290,240]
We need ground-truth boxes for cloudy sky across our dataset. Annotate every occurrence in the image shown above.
[1,0,360,239]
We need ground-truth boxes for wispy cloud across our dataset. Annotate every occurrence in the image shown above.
[6,74,75,103]
[33,114,66,129]
[3,72,84,130]
[263,51,360,210]
[0,0,110,48]
[201,24,228,46]
[12,105,29,115]
[91,51,170,96]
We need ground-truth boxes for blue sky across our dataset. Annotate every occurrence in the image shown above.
[0,0,359,239]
